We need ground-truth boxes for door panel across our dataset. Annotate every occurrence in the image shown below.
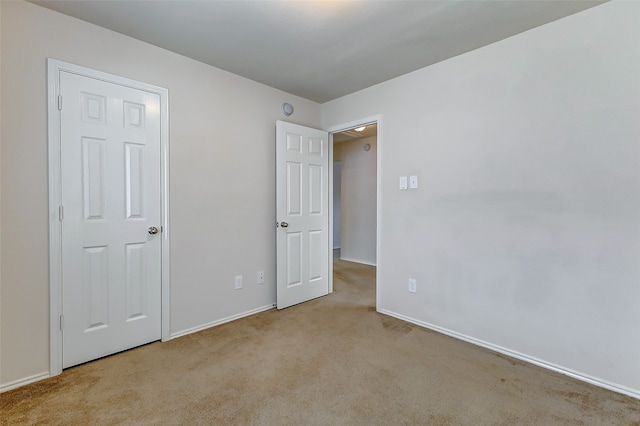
[60,71,161,368]
[276,121,329,309]
[125,142,145,218]
[83,246,108,330]
[125,242,147,320]
[287,162,302,215]
[82,137,106,219]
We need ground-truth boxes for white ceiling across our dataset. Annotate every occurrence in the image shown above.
[31,0,604,103]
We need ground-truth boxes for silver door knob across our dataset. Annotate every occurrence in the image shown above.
[280,222,289,228]
[148,226,159,235]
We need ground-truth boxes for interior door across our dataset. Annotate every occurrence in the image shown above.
[276,121,329,309]
[60,71,162,368]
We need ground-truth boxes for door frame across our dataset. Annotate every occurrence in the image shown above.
[46,59,171,376]
[326,115,382,306]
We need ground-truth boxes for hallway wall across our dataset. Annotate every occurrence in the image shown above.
[333,136,377,265]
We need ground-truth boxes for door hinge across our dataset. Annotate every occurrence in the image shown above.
[59,205,64,221]
[57,95,62,111]
[60,314,64,330]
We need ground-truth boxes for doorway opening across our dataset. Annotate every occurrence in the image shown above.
[329,118,380,309]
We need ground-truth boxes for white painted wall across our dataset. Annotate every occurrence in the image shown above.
[322,2,640,396]
[333,137,377,265]
[0,0,321,388]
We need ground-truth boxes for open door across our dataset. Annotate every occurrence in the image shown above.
[276,121,329,309]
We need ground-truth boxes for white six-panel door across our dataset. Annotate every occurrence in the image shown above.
[276,121,329,309]
[60,71,162,368]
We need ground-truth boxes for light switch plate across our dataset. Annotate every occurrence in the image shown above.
[400,176,408,190]
[409,175,418,189]
[408,278,417,293]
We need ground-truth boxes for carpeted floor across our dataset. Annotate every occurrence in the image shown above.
[2,260,639,425]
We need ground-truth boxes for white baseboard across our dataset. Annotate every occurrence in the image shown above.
[379,309,640,400]
[170,304,275,340]
[339,256,376,267]
[0,371,50,393]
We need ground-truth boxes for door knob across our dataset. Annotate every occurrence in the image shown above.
[280,222,289,228]
[148,226,159,235]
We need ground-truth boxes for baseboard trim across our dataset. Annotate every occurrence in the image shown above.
[170,304,275,340]
[0,372,50,393]
[379,309,640,400]
[339,256,376,267]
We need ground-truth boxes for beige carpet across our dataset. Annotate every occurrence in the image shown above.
[2,260,639,425]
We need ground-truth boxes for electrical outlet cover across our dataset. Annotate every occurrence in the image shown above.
[409,175,418,189]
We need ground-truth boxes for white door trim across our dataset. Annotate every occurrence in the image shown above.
[326,115,382,305]
[46,59,171,376]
